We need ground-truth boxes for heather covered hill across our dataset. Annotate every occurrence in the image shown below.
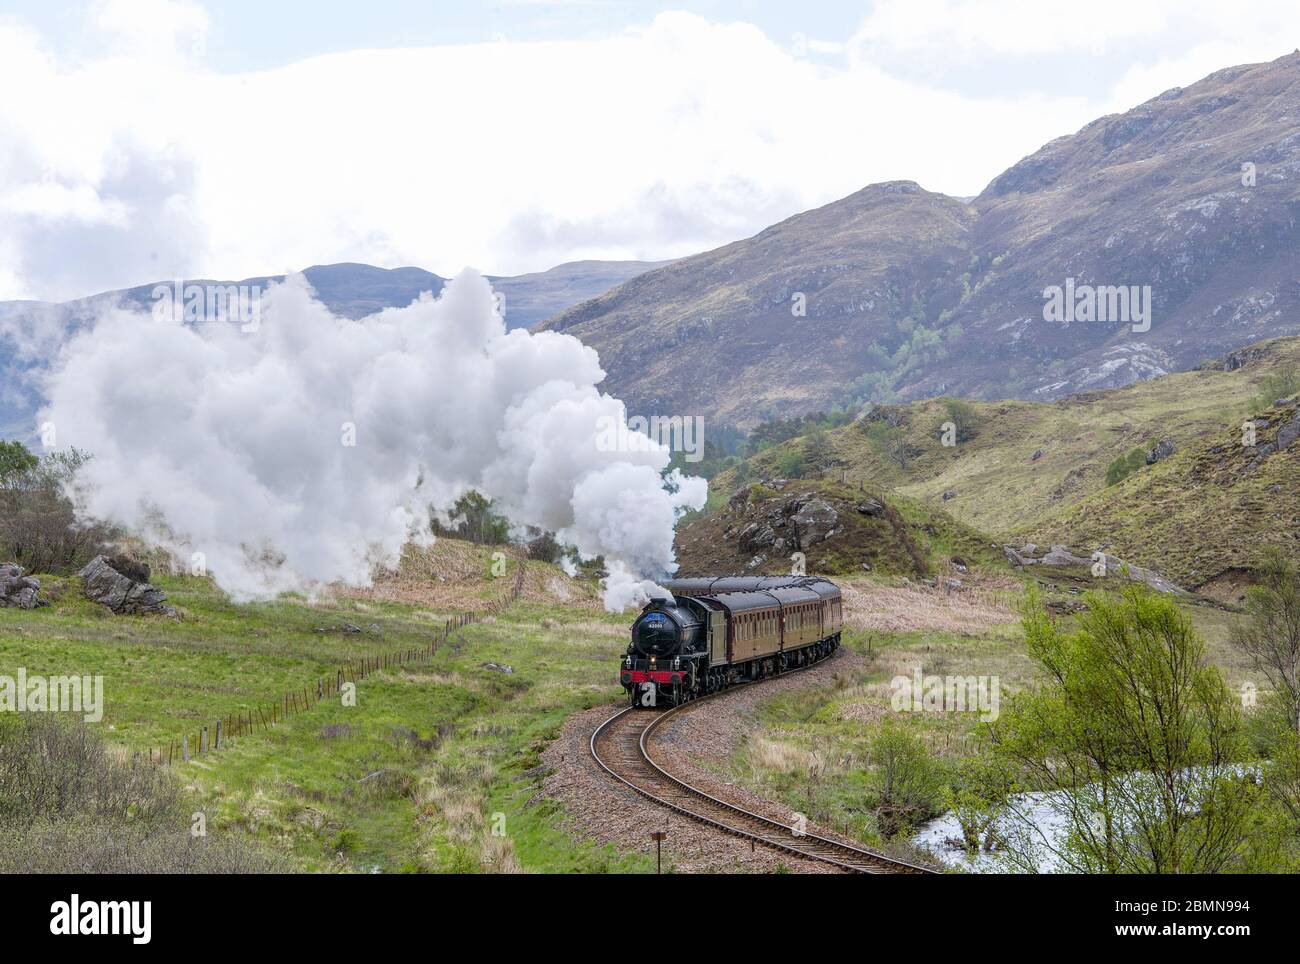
[542,181,975,426]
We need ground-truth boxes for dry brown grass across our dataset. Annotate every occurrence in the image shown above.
[344,538,606,612]
[840,576,1019,634]
[413,758,523,873]
[742,735,829,777]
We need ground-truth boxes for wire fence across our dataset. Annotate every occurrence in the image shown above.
[136,562,527,767]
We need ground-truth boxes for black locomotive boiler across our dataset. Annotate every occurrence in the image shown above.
[621,576,843,706]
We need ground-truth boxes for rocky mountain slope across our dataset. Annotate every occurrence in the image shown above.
[544,51,1300,426]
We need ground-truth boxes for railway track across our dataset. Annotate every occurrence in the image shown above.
[589,659,936,875]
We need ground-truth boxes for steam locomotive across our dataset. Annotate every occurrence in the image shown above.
[621,576,843,707]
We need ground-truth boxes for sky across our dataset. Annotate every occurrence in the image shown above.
[1,0,1298,301]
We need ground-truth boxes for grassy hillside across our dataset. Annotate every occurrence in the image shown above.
[0,541,652,873]
[1028,394,1300,592]
[703,336,1300,587]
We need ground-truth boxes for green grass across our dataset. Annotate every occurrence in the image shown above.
[717,592,1255,855]
[0,554,655,873]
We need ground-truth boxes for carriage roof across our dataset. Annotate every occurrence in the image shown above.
[682,584,833,615]
[665,576,839,599]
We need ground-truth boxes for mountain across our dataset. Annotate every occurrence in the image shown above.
[543,51,1300,427]
[488,260,671,330]
[543,182,973,424]
[0,259,664,442]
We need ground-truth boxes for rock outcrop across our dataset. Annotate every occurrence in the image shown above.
[0,563,47,609]
[1146,437,1177,464]
[676,482,938,577]
[788,497,841,549]
[1002,543,1184,594]
[79,555,176,616]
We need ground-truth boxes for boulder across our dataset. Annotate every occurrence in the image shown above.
[1146,437,1177,464]
[1001,543,1184,594]
[79,555,177,616]
[1002,545,1038,567]
[1040,545,1093,567]
[737,522,776,552]
[789,498,840,548]
[855,498,885,517]
[942,490,957,501]
[0,563,47,609]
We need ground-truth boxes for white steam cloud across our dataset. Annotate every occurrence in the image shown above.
[41,270,706,610]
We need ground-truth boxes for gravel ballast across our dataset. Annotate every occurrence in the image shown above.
[540,649,864,873]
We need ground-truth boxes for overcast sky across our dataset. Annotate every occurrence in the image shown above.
[1,0,1297,301]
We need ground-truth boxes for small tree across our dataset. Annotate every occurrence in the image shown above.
[432,491,511,545]
[774,449,805,479]
[991,588,1257,873]
[867,719,942,837]
[1231,549,1300,736]
[941,398,978,443]
[801,429,832,471]
[865,422,911,470]
[0,447,115,573]
[945,754,1015,853]
[0,441,38,490]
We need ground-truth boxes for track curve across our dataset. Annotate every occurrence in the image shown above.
[589,658,937,874]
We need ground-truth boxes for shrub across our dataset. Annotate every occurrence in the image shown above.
[0,446,118,574]
[941,398,978,443]
[0,716,278,873]
[1250,367,1300,413]
[431,490,510,545]
[867,719,943,837]
[774,449,805,479]
[1104,445,1148,486]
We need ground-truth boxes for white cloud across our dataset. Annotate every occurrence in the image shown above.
[1,2,1298,301]
[89,0,210,58]
[851,0,1297,60]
